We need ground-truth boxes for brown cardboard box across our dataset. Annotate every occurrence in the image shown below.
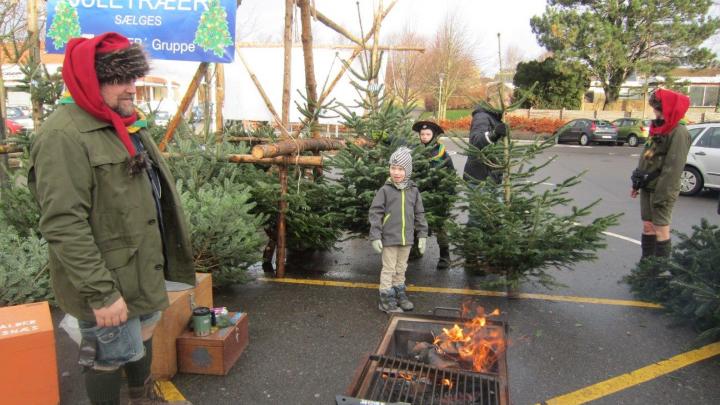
[0,301,59,405]
[151,273,212,379]
[177,312,248,375]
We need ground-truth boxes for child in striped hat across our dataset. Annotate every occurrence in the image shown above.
[368,147,429,313]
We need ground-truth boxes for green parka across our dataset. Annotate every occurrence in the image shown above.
[637,124,692,202]
[28,103,195,321]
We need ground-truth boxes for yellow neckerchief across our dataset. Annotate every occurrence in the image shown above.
[430,143,447,162]
[59,91,147,133]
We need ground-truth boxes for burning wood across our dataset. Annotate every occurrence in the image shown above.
[410,306,504,373]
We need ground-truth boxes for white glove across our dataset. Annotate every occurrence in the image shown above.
[372,239,383,253]
[418,238,427,255]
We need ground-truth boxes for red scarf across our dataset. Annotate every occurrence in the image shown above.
[62,33,138,156]
[649,88,690,137]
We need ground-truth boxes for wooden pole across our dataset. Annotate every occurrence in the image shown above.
[299,0,319,137]
[162,152,323,167]
[276,165,288,277]
[311,9,363,46]
[159,62,209,152]
[215,63,225,143]
[0,63,8,189]
[237,51,292,138]
[27,0,42,131]
[0,144,23,155]
[282,0,294,127]
[251,138,346,159]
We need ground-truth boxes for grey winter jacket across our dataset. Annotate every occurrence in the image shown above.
[369,179,428,246]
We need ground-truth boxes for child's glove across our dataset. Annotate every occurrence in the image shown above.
[489,123,508,142]
[418,238,427,255]
[371,239,383,253]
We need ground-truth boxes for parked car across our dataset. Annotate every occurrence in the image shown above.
[6,106,34,130]
[4,119,23,135]
[611,118,651,147]
[554,119,618,146]
[680,122,720,196]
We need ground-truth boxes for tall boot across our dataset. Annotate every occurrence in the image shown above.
[378,288,403,313]
[437,247,450,270]
[641,234,656,260]
[393,285,414,311]
[654,239,671,258]
[84,368,122,405]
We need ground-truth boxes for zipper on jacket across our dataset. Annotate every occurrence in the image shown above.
[401,189,406,245]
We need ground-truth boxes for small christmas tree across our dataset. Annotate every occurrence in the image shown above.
[448,93,621,291]
[47,0,81,49]
[193,0,233,57]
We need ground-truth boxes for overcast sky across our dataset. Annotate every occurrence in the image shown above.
[237,0,720,75]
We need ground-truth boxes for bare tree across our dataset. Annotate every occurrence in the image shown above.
[503,43,527,73]
[383,27,426,106]
[416,12,482,120]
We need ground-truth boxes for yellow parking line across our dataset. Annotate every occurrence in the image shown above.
[539,342,720,405]
[155,380,186,402]
[257,277,662,309]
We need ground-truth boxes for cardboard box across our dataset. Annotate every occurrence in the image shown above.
[0,301,59,405]
[151,273,213,379]
[177,312,248,375]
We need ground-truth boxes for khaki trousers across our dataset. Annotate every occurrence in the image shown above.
[380,245,412,290]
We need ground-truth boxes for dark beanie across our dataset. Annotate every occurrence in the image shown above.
[95,43,150,84]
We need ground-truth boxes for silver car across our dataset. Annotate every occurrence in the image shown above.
[681,123,720,195]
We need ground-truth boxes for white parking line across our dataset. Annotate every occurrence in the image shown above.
[574,222,640,245]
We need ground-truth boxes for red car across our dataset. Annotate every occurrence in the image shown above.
[5,119,23,135]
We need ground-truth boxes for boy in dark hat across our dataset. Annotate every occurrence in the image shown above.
[369,147,429,313]
[412,120,456,269]
[630,88,692,262]
[28,33,193,405]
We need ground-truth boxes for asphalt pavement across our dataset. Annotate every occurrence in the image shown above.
[51,142,720,405]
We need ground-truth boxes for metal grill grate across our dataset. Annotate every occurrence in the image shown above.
[362,354,501,405]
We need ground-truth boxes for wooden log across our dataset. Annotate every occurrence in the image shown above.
[276,165,288,278]
[299,0,319,137]
[161,152,324,167]
[215,63,225,143]
[251,138,345,159]
[226,136,271,144]
[281,0,294,128]
[159,62,208,152]
[0,144,22,155]
[310,8,363,46]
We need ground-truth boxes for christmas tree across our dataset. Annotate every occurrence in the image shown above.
[448,92,621,291]
[193,0,233,58]
[47,0,81,49]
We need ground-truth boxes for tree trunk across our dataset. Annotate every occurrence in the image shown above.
[298,0,318,134]
[251,138,346,159]
[282,0,294,128]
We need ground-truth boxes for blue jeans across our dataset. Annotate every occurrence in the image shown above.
[78,311,161,370]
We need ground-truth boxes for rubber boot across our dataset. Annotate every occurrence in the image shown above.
[128,377,193,405]
[437,247,450,270]
[654,239,671,258]
[378,289,403,313]
[641,234,656,260]
[393,285,414,311]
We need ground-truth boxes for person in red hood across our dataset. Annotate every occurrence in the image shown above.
[630,88,692,261]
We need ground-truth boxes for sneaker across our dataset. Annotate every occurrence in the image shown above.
[393,285,414,311]
[128,378,193,405]
[379,289,403,313]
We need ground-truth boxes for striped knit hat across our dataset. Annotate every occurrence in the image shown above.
[389,147,413,188]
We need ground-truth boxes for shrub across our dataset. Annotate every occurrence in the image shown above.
[0,229,52,306]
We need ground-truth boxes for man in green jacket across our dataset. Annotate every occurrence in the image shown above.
[28,33,193,405]
[631,88,692,261]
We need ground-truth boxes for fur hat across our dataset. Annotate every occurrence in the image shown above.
[412,120,444,136]
[95,43,150,84]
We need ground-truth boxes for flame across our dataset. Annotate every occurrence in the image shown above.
[441,378,454,389]
[433,305,504,373]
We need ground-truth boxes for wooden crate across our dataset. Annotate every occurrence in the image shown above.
[177,312,249,375]
[151,273,213,379]
[0,301,59,405]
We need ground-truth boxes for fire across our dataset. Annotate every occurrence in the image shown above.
[398,372,413,381]
[432,305,504,373]
[441,378,454,389]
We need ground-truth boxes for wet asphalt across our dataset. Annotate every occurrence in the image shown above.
[51,142,720,405]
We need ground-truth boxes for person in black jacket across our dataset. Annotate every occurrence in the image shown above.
[412,121,456,269]
[462,106,508,184]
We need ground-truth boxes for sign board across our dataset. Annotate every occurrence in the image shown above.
[45,0,237,63]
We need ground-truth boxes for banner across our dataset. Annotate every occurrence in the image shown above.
[45,0,237,63]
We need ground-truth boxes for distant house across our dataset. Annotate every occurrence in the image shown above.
[584,68,720,112]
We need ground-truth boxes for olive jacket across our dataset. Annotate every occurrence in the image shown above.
[28,103,195,321]
[637,124,692,203]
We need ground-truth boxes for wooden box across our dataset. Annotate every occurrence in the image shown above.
[177,312,248,375]
[152,273,213,379]
[0,301,59,405]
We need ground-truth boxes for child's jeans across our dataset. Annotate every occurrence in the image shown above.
[380,245,412,290]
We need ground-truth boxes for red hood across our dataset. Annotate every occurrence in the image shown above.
[649,88,690,136]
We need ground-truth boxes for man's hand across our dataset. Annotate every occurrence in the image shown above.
[93,296,128,327]
[372,239,383,254]
[490,123,508,142]
[418,238,427,255]
[631,188,639,199]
